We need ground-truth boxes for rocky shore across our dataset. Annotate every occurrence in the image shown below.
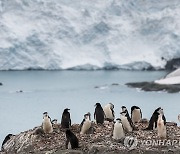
[126,82,180,93]
[1,120,180,154]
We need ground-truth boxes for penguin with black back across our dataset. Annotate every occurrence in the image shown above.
[65,129,79,149]
[121,106,133,125]
[131,106,142,124]
[94,103,105,124]
[120,110,134,132]
[61,108,71,128]
[145,107,166,130]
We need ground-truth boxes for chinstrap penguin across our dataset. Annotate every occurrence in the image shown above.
[42,112,53,133]
[103,103,115,122]
[112,118,125,140]
[131,106,142,124]
[145,107,166,130]
[65,129,79,149]
[94,103,105,124]
[80,112,91,134]
[157,108,166,138]
[52,119,58,129]
[120,110,133,132]
[61,108,71,128]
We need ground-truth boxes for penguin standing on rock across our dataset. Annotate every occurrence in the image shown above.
[103,103,115,122]
[80,112,91,134]
[120,110,134,132]
[112,118,125,140]
[131,106,142,124]
[61,108,71,128]
[65,129,79,149]
[121,106,133,124]
[157,108,166,138]
[145,107,166,130]
[42,112,53,133]
[94,103,105,124]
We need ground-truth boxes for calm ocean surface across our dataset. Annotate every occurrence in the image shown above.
[0,70,179,144]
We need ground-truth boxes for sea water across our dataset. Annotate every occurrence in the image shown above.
[0,70,179,145]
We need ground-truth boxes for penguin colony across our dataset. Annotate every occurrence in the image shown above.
[2,103,179,151]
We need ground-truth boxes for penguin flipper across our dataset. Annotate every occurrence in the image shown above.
[79,119,85,131]
[127,113,134,129]
[140,109,142,119]
[163,115,166,125]
[94,112,96,120]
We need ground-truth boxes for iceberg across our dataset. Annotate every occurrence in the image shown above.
[155,68,180,85]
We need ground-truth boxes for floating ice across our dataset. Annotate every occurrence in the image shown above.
[155,68,180,85]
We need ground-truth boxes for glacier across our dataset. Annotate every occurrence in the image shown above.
[0,0,180,70]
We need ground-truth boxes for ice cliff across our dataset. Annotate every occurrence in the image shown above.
[0,0,180,70]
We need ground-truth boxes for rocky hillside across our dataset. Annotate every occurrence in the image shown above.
[1,120,180,154]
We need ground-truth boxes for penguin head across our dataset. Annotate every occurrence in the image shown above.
[109,103,114,109]
[64,108,70,112]
[116,118,121,123]
[154,107,162,113]
[52,119,58,124]
[121,106,127,112]
[43,112,48,118]
[84,112,91,120]
[131,106,140,111]
[95,103,101,107]
[157,108,164,115]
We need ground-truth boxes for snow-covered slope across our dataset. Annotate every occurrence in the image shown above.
[0,0,180,70]
[155,68,180,85]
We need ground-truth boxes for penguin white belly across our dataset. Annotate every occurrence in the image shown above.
[113,123,125,140]
[121,116,132,132]
[132,109,141,123]
[68,142,71,149]
[157,119,166,138]
[43,118,53,133]
[80,120,91,134]
[104,107,113,120]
